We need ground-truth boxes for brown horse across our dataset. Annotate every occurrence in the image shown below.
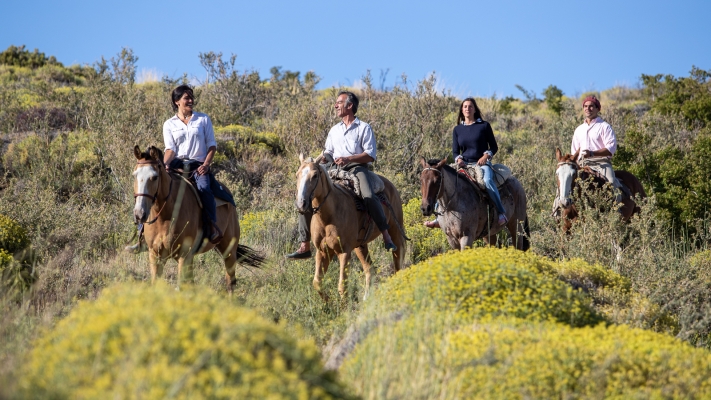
[131,145,263,290]
[554,148,647,233]
[420,158,530,251]
[294,154,406,300]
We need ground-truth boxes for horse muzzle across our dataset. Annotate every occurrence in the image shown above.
[421,203,434,216]
[295,198,310,214]
[133,207,148,224]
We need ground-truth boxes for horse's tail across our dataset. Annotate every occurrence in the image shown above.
[521,217,531,251]
[235,245,266,268]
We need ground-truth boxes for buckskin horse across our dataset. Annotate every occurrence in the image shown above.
[295,154,406,300]
[420,158,530,251]
[554,148,647,233]
[131,145,264,291]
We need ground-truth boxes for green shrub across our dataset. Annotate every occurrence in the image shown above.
[19,283,354,399]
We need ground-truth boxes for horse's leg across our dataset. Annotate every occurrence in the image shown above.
[354,245,372,300]
[217,236,239,293]
[459,235,474,250]
[177,254,195,288]
[337,252,352,298]
[148,251,165,284]
[313,249,333,299]
[387,224,404,273]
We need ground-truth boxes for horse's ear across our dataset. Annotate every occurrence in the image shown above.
[134,145,142,160]
[572,149,580,162]
[436,157,448,169]
[149,146,164,162]
[299,153,305,163]
[419,157,428,169]
[555,148,562,161]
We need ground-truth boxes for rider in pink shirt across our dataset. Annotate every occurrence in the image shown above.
[572,95,625,200]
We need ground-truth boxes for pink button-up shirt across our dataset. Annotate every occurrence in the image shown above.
[571,117,617,160]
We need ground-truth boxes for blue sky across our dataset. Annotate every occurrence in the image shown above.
[3,0,710,99]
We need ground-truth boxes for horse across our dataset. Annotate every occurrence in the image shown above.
[419,158,530,251]
[294,154,406,300]
[131,145,264,291]
[554,148,647,233]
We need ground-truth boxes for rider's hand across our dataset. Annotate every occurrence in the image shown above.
[456,158,466,168]
[197,164,210,175]
[477,154,489,166]
[335,156,350,166]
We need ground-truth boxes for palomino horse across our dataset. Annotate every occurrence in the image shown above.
[554,148,647,233]
[420,158,530,251]
[295,154,406,300]
[132,145,263,290]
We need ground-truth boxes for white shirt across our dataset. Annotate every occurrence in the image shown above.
[571,117,617,160]
[324,117,377,161]
[163,112,217,163]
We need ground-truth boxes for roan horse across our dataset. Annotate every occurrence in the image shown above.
[132,145,264,291]
[295,154,406,300]
[420,158,530,251]
[554,148,647,233]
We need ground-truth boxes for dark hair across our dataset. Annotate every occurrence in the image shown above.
[337,90,359,115]
[171,84,194,112]
[457,97,482,124]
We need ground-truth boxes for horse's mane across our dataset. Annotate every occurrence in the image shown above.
[425,159,457,174]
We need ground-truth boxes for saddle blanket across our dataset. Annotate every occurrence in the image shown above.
[450,163,512,190]
[328,169,385,197]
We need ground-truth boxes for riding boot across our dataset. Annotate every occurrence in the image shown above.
[124,224,147,254]
[209,222,223,244]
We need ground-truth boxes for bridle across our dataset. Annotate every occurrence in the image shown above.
[134,159,173,224]
[302,162,332,214]
[422,166,453,215]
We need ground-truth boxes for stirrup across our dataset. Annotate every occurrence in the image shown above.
[498,214,508,226]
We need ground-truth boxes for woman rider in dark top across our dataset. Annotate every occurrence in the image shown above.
[425,97,508,228]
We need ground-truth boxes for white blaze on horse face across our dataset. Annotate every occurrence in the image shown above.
[557,164,576,201]
[133,166,159,215]
[296,165,312,208]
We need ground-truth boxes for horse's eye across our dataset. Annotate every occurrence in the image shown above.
[150,176,157,181]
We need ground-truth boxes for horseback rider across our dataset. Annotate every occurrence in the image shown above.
[286,91,397,259]
[125,85,222,253]
[571,95,628,202]
[425,97,508,229]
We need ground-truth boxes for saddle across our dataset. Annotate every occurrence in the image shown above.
[328,168,388,211]
[168,163,235,209]
[451,163,512,190]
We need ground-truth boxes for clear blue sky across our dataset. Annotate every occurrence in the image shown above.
[3,0,710,99]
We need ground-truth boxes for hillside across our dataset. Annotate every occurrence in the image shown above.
[2,45,711,398]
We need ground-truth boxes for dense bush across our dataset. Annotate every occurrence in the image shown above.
[19,283,354,399]
[340,249,711,399]
[370,247,603,327]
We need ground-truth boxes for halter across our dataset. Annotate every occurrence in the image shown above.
[303,163,332,214]
[421,166,457,215]
[133,159,173,224]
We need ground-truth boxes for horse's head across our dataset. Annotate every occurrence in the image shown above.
[132,145,166,223]
[295,153,327,213]
[555,148,580,209]
[419,157,447,216]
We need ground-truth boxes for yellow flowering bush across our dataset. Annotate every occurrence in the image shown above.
[446,319,711,399]
[0,214,29,253]
[371,247,602,327]
[402,197,448,263]
[19,283,354,400]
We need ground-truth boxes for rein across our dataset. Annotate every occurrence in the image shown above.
[306,164,332,214]
[134,160,174,225]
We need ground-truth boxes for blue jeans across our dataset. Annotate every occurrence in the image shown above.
[481,164,506,215]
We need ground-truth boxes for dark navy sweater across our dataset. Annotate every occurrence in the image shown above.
[452,120,498,163]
